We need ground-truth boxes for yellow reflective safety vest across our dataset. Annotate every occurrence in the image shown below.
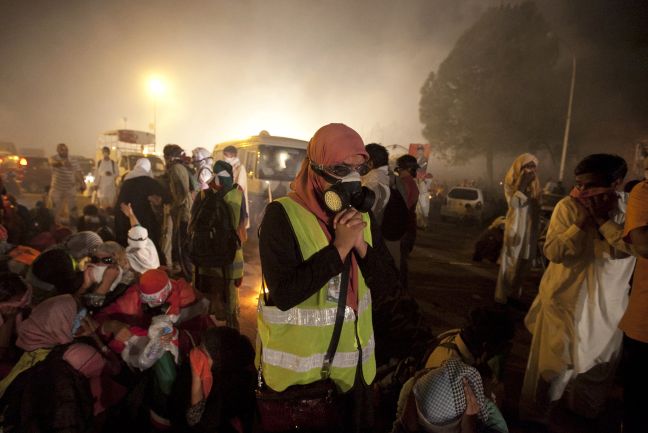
[257,197,376,393]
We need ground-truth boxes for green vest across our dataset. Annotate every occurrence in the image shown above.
[257,197,376,393]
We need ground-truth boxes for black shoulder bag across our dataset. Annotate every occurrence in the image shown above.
[256,257,351,432]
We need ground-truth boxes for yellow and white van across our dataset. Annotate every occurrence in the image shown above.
[213,131,308,231]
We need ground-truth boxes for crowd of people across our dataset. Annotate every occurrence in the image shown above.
[0,123,646,433]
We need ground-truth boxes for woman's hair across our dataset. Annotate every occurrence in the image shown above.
[0,272,28,303]
[574,153,628,185]
[95,241,129,269]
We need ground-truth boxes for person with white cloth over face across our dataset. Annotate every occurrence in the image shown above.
[191,147,214,191]
[120,202,160,273]
[494,154,541,304]
[520,154,635,422]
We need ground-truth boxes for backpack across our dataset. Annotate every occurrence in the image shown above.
[180,163,200,192]
[381,174,409,241]
[188,188,241,268]
[0,344,94,433]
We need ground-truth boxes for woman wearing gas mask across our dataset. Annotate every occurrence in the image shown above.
[257,123,400,432]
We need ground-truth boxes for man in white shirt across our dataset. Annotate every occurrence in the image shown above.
[94,146,117,209]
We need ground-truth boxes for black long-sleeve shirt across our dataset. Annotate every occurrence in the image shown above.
[258,201,400,311]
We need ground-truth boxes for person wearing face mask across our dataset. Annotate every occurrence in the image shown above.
[494,154,541,305]
[94,268,210,429]
[520,154,635,423]
[257,123,400,432]
[192,147,214,191]
[164,144,195,280]
[78,240,141,311]
[191,160,246,329]
[222,145,250,232]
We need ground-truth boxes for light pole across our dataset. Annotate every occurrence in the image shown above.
[558,52,576,183]
[148,77,165,153]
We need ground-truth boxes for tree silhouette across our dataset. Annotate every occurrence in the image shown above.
[419,2,563,185]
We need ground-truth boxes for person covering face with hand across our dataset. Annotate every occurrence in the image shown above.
[494,153,541,304]
[521,154,635,422]
[257,123,400,431]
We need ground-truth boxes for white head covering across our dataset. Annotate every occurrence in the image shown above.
[124,158,153,181]
[413,359,489,430]
[192,147,212,165]
[125,225,160,273]
[192,147,214,189]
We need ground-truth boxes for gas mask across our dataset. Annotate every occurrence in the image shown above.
[310,164,375,213]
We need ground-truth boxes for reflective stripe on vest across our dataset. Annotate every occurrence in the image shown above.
[262,335,375,372]
[257,196,376,393]
[260,290,371,326]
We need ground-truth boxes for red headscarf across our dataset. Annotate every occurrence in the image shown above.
[289,123,368,223]
[289,123,368,310]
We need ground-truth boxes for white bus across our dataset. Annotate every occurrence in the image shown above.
[213,130,308,231]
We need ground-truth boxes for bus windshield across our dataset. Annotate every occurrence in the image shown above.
[256,145,306,181]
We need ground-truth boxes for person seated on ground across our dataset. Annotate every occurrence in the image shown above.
[392,359,508,433]
[94,268,212,429]
[28,200,55,237]
[77,204,107,233]
[0,224,40,275]
[0,294,123,431]
[425,306,514,406]
[1,193,30,245]
[472,217,506,263]
[80,240,138,310]
[56,230,104,263]
[0,273,31,372]
[120,202,160,274]
[25,248,85,304]
[172,326,256,433]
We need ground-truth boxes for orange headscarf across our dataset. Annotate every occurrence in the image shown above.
[288,123,368,310]
[289,123,368,223]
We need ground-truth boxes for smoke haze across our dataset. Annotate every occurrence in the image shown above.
[0,0,505,156]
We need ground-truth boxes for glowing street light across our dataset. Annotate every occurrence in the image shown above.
[147,76,166,152]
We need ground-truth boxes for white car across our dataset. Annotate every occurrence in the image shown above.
[440,186,485,224]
